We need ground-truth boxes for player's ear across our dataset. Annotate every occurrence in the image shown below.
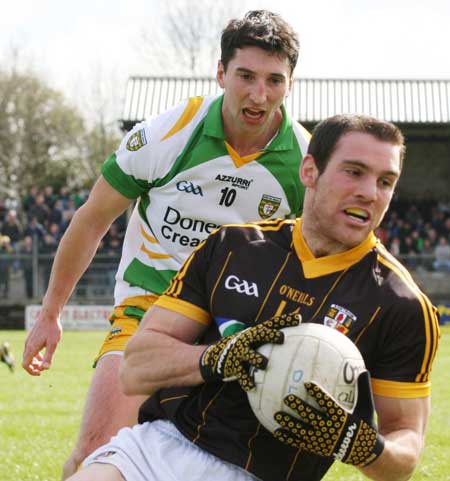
[300,154,319,187]
[217,60,225,88]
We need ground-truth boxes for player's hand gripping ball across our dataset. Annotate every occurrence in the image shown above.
[199,313,301,391]
[274,371,384,467]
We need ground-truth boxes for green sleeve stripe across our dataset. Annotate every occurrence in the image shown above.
[123,259,177,295]
[102,153,151,199]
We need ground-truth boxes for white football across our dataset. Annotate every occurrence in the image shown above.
[247,323,366,433]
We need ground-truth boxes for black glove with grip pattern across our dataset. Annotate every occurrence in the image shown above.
[273,371,384,467]
[199,313,301,391]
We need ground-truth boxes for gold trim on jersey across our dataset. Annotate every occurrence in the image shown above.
[140,225,159,243]
[245,422,262,471]
[372,378,431,398]
[140,243,172,259]
[161,96,205,141]
[166,238,208,297]
[139,224,172,259]
[354,307,382,344]
[376,245,440,383]
[225,141,264,168]
[210,251,233,311]
[287,447,303,481]
[293,219,377,278]
[160,394,190,405]
[254,251,293,323]
[192,384,226,444]
[154,296,211,326]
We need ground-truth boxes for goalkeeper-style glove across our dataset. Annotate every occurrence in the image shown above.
[199,313,301,391]
[273,371,384,467]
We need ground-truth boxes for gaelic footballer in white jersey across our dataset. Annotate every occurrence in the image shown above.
[102,94,310,305]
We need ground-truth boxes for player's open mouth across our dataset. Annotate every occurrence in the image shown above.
[243,108,265,121]
[344,208,369,223]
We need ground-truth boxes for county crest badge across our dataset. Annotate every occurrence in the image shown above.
[126,128,147,151]
[258,194,281,219]
[323,304,356,335]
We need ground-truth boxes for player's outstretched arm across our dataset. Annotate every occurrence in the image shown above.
[199,313,301,391]
[359,394,430,481]
[22,176,132,375]
[274,371,429,481]
[120,306,208,395]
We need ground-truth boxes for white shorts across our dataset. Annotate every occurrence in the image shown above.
[83,420,261,481]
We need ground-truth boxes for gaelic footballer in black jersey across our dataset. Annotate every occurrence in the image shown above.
[139,218,440,481]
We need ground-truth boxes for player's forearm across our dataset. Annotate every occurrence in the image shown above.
[120,330,205,396]
[359,429,423,481]
[42,206,112,315]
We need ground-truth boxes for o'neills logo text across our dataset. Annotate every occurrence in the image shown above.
[161,206,220,247]
[215,174,253,190]
[279,285,315,306]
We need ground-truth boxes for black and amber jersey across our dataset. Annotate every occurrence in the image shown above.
[139,217,440,481]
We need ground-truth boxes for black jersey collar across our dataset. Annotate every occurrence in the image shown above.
[293,218,377,278]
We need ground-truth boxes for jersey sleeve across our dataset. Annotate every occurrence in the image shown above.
[370,294,440,398]
[154,228,222,326]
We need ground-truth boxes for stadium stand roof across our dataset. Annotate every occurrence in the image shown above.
[122,76,450,130]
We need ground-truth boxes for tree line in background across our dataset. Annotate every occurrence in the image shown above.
[0,63,120,202]
[0,0,248,201]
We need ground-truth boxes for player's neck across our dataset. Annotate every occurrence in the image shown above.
[224,110,282,157]
[300,215,348,258]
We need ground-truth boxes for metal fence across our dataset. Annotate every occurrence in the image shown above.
[0,252,120,303]
[1,251,449,305]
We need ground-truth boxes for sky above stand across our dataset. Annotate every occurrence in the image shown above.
[2,0,449,119]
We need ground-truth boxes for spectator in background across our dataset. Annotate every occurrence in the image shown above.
[433,236,450,272]
[389,236,401,257]
[43,185,57,210]
[49,199,64,227]
[58,186,71,209]
[60,199,76,232]
[1,210,22,249]
[0,235,13,297]
[28,194,49,227]
[19,235,34,298]
[0,199,7,224]
[24,216,46,243]
[23,186,39,215]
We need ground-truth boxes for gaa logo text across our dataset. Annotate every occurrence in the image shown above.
[224,275,259,298]
[176,180,203,196]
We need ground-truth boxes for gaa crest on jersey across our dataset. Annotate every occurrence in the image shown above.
[258,194,281,219]
[126,128,147,151]
[323,304,356,335]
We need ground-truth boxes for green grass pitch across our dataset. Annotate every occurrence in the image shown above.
[1,327,449,481]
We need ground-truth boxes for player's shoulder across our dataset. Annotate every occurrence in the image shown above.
[121,95,219,151]
[374,242,437,316]
[214,218,296,250]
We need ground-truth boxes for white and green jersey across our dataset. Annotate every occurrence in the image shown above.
[102,95,310,305]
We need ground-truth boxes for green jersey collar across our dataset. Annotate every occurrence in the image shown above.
[203,95,293,152]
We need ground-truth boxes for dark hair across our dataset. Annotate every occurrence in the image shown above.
[220,10,299,74]
[308,114,406,173]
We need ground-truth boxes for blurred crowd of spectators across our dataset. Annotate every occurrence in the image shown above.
[0,186,126,298]
[376,197,450,272]
[1,188,450,299]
